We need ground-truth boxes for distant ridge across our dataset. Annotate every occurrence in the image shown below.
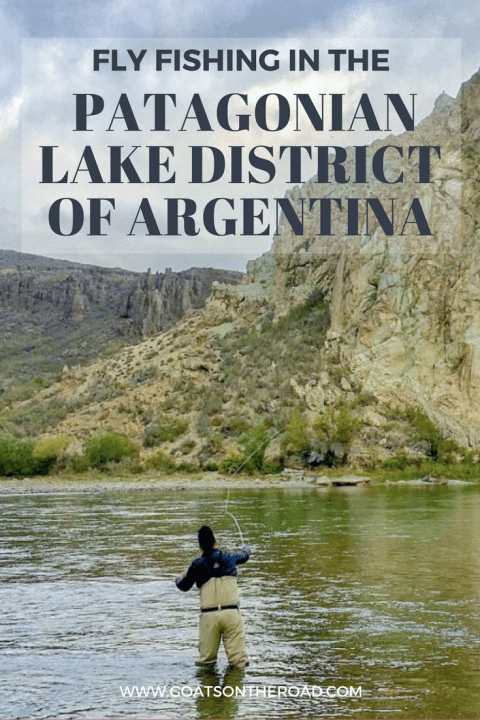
[0,249,243,383]
[0,249,128,272]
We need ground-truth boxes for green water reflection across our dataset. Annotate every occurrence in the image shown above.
[1,484,480,719]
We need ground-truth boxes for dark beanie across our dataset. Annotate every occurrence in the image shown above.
[198,525,216,553]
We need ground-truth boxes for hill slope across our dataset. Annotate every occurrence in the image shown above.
[3,68,480,475]
[0,250,242,385]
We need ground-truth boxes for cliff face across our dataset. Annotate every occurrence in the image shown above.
[118,267,244,336]
[0,261,135,324]
[4,71,480,462]
[0,251,242,380]
[209,69,480,446]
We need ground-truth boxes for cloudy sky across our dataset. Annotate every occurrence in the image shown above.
[0,0,478,272]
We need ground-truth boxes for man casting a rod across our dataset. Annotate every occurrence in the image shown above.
[175,525,250,668]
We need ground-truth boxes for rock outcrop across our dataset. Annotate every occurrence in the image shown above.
[118,267,244,336]
[4,69,480,462]
[0,250,242,379]
[207,68,480,447]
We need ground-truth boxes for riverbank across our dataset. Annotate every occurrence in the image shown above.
[0,469,477,495]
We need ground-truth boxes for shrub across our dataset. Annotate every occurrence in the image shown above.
[103,457,143,475]
[144,450,177,474]
[313,406,360,447]
[6,397,82,436]
[0,433,55,476]
[218,424,273,475]
[176,461,199,474]
[223,415,251,436]
[261,457,284,475]
[382,452,412,470]
[403,406,440,457]
[238,423,271,474]
[201,387,225,415]
[134,364,158,385]
[219,452,245,475]
[204,433,224,453]
[180,439,196,454]
[335,406,361,445]
[282,411,311,457]
[66,453,91,474]
[34,436,70,461]
[84,433,140,468]
[312,405,361,466]
[402,406,461,462]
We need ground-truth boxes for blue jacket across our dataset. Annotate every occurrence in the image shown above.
[176,546,251,591]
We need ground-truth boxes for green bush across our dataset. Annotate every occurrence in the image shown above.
[0,433,55,476]
[238,423,271,474]
[282,411,311,456]
[261,457,284,475]
[176,461,199,474]
[218,424,273,475]
[402,406,461,462]
[102,457,143,475]
[219,453,245,475]
[34,436,70,460]
[403,406,440,458]
[67,453,91,474]
[311,405,361,466]
[382,452,412,470]
[144,450,177,474]
[84,433,139,468]
[313,406,360,447]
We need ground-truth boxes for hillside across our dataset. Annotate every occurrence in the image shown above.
[2,68,480,478]
[0,251,242,386]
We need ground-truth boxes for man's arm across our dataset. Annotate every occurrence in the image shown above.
[234,545,251,565]
[175,562,197,591]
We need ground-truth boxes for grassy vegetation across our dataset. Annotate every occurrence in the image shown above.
[84,433,140,468]
[0,316,128,390]
[212,289,330,426]
[371,461,480,483]
[143,416,189,447]
[1,284,480,483]
[1,397,85,436]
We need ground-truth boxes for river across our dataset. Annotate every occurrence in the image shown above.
[1,482,480,719]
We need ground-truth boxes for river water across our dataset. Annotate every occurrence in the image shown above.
[1,482,480,719]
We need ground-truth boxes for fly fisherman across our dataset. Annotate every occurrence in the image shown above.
[175,525,250,668]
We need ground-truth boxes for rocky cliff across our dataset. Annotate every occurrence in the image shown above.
[0,250,242,382]
[207,69,480,448]
[118,267,244,336]
[3,69,480,471]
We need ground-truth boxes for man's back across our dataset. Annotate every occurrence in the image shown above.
[176,546,250,591]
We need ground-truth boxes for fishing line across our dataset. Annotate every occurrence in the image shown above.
[224,498,245,546]
[223,427,283,546]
